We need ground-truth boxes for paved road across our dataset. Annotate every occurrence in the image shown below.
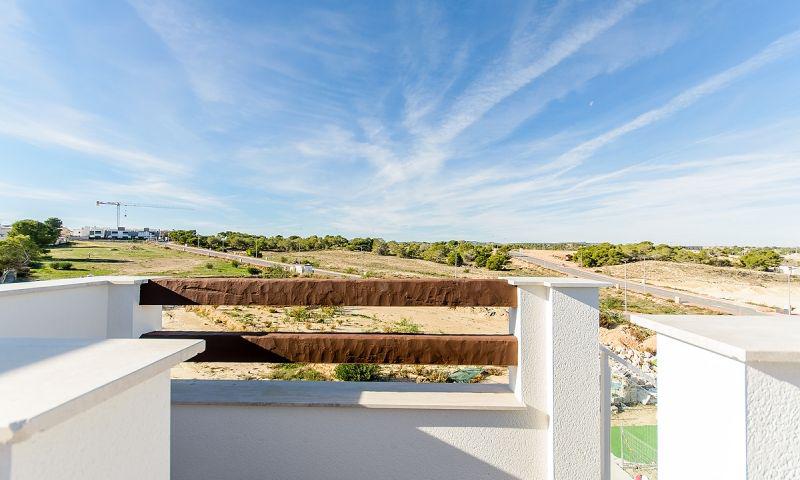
[511,251,767,315]
[163,243,361,278]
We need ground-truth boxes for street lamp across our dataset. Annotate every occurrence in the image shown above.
[786,265,798,315]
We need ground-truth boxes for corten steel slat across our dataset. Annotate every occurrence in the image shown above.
[141,331,518,365]
[139,278,517,307]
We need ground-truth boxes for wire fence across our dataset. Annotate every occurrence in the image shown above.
[602,345,658,480]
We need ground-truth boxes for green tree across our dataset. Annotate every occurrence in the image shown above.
[43,217,63,234]
[485,251,510,271]
[447,250,463,266]
[10,220,58,247]
[739,249,782,271]
[372,239,390,256]
[0,235,41,274]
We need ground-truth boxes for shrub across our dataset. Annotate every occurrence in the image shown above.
[384,318,421,333]
[485,252,510,270]
[50,261,73,270]
[268,364,325,381]
[334,363,381,381]
[205,262,214,269]
[230,260,240,267]
[285,306,312,322]
[739,248,782,271]
[447,251,463,266]
[266,266,292,278]
[246,266,261,275]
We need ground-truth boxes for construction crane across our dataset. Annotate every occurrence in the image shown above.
[96,201,192,228]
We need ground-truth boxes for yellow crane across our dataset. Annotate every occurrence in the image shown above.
[96,201,191,228]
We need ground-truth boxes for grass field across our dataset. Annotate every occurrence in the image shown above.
[611,425,657,464]
[31,241,256,280]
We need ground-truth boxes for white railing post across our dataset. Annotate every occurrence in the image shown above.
[599,346,611,480]
[505,277,609,480]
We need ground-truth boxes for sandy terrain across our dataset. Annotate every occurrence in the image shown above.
[258,249,557,278]
[164,305,509,383]
[521,249,797,312]
[600,260,797,312]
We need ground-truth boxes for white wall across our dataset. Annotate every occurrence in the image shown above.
[746,362,800,478]
[1,373,171,480]
[0,278,161,339]
[173,405,543,480]
[657,335,747,480]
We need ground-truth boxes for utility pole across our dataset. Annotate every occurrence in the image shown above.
[789,266,796,315]
[624,262,628,313]
[642,261,648,294]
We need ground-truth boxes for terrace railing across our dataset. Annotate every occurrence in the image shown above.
[139,278,518,367]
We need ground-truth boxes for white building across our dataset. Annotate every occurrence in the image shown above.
[0,225,11,240]
[71,226,165,241]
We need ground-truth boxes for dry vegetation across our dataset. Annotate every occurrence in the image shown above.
[258,248,555,278]
[599,260,797,311]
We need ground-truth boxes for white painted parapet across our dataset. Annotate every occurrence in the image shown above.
[505,277,609,480]
[0,277,162,338]
[631,314,800,480]
[171,277,607,480]
[0,338,204,480]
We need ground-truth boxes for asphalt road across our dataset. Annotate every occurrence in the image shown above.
[511,251,767,315]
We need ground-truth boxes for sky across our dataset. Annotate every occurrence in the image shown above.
[1,0,799,246]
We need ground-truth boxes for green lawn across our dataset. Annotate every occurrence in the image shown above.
[610,425,657,465]
[30,241,256,280]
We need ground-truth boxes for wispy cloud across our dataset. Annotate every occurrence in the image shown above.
[551,28,800,171]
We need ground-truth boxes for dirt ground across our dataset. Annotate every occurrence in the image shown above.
[521,249,797,312]
[164,305,510,383]
[600,260,797,312]
[258,249,557,279]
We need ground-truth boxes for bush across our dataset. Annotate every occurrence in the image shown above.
[485,252,510,270]
[383,318,421,333]
[739,248,782,271]
[334,364,381,381]
[268,364,325,381]
[230,260,240,267]
[285,306,313,322]
[205,262,214,269]
[246,266,261,275]
[50,261,73,270]
[262,266,292,278]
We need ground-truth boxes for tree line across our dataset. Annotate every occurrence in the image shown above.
[0,218,64,276]
[168,230,512,270]
[573,241,784,271]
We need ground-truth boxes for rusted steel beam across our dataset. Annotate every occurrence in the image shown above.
[141,331,518,365]
[139,278,517,307]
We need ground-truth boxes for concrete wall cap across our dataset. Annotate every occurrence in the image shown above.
[0,338,204,445]
[631,314,800,362]
[0,276,152,297]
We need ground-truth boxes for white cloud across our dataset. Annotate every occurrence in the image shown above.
[551,28,800,171]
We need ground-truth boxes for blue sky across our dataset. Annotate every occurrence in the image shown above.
[1,0,799,245]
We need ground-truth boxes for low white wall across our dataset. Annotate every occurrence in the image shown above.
[1,372,171,480]
[657,335,746,480]
[173,405,544,480]
[0,277,161,339]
